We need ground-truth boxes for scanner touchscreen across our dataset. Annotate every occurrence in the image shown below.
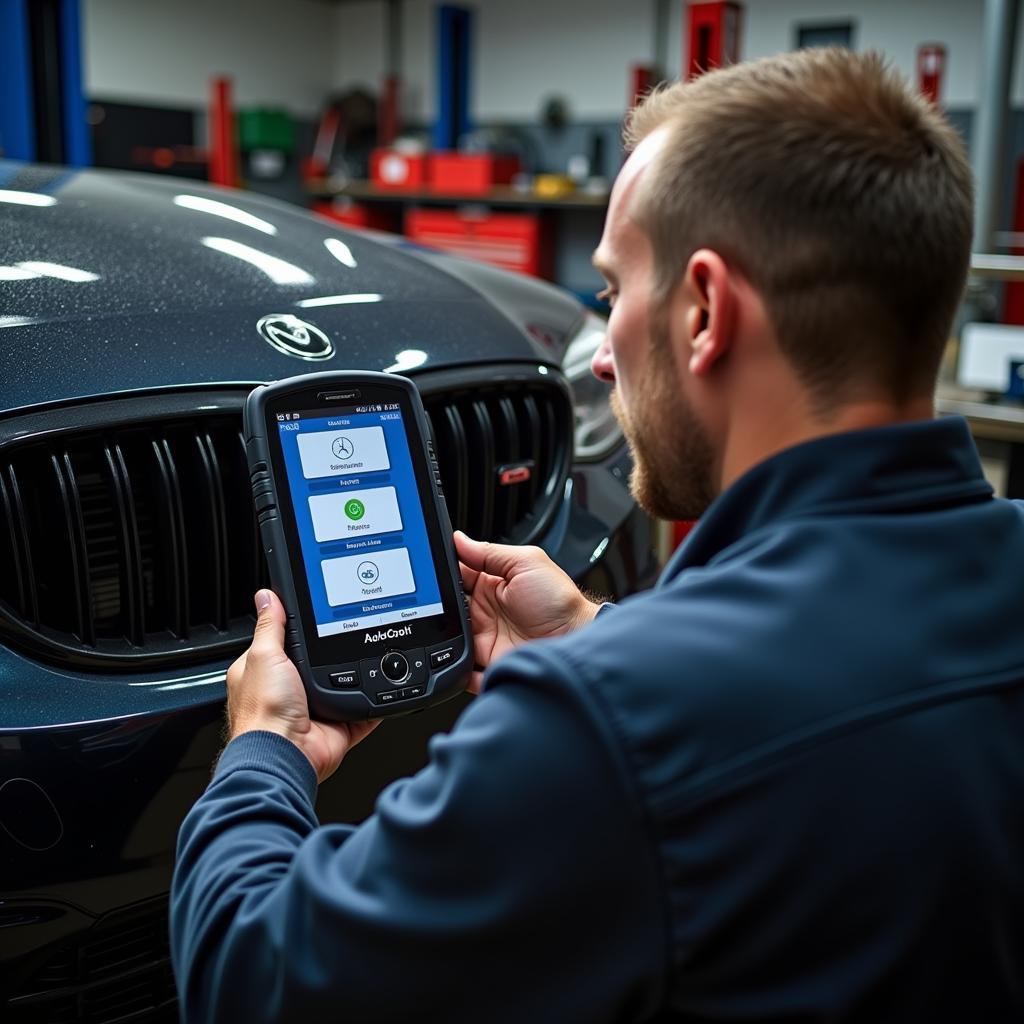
[276,403,444,639]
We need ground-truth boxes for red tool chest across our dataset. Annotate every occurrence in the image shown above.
[429,153,520,195]
[313,200,399,232]
[404,207,552,278]
[370,149,430,190]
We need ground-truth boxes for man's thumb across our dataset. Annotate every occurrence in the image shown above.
[250,589,286,656]
[454,531,525,580]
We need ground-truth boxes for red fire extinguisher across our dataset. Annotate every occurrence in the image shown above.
[917,44,946,104]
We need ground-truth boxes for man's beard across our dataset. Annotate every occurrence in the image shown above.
[610,318,716,522]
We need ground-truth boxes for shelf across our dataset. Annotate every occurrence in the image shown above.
[307,179,609,210]
[936,385,1024,443]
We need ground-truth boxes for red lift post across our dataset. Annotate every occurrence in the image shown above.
[209,76,238,188]
[630,64,657,108]
[1004,163,1024,324]
[686,1,743,80]
[666,2,745,554]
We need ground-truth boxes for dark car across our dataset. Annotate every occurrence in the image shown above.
[0,162,658,1022]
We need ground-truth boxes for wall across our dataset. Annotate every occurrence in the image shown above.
[77,0,1024,292]
[328,0,1024,122]
[81,1,1024,127]
[739,0,986,107]
[332,0,388,99]
[82,0,337,116]
[332,0,654,124]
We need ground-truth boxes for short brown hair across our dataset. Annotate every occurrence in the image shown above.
[625,48,974,403]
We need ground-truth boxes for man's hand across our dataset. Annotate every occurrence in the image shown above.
[226,590,379,784]
[455,531,600,692]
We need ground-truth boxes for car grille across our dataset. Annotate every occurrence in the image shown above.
[0,370,571,669]
[421,375,571,544]
[0,403,267,670]
[6,898,176,1024]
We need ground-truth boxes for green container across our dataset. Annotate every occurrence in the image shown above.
[237,108,295,153]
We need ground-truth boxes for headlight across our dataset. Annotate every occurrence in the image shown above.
[562,310,623,461]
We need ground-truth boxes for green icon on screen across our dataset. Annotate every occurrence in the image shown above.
[344,498,366,521]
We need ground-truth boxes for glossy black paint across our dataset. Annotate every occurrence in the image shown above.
[0,161,659,1016]
[0,160,578,413]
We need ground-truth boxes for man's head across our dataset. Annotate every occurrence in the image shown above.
[591,48,974,521]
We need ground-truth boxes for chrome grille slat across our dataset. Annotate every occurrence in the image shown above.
[6,465,41,627]
[193,432,230,631]
[442,404,470,530]
[52,451,95,645]
[518,394,542,507]
[150,436,190,639]
[467,400,496,540]
[109,443,146,646]
[0,468,32,623]
[494,396,520,537]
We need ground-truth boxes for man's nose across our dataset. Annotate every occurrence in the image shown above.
[591,331,616,383]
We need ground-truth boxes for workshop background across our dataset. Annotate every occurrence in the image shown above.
[3,5,1024,1023]
[2,0,1024,489]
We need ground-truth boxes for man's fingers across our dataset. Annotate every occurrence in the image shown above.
[459,560,481,594]
[249,589,286,661]
[346,718,382,748]
[455,531,535,581]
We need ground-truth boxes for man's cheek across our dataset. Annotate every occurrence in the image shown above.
[609,388,632,437]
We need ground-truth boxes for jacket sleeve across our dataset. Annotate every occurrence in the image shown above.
[170,645,667,1024]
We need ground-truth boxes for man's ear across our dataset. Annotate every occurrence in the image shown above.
[683,249,735,377]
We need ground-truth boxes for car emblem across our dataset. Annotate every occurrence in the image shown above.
[256,314,334,361]
[498,462,534,486]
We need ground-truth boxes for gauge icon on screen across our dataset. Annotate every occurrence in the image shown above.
[357,561,380,584]
[332,436,354,460]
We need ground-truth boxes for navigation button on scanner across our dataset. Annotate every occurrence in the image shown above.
[403,648,428,685]
[428,637,464,670]
[381,651,410,683]
[429,645,456,669]
[328,668,359,689]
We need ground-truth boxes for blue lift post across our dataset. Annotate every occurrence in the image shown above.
[60,0,92,167]
[434,4,473,152]
[0,0,90,166]
[0,0,36,160]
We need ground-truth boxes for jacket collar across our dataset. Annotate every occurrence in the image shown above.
[661,416,993,584]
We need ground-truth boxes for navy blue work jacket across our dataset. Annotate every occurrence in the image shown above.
[172,417,1024,1022]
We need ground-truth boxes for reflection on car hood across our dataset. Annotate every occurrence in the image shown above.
[0,162,582,412]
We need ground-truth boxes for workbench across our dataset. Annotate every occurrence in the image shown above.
[307,179,610,209]
[937,386,1024,497]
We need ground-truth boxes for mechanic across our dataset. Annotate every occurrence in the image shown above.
[171,48,1024,1022]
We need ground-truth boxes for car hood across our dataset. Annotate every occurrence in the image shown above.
[0,162,582,412]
